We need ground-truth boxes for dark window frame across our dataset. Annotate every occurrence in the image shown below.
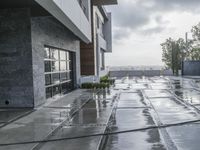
[44,46,75,99]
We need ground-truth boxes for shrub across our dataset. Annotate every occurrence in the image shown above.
[100,75,115,85]
[81,82,110,89]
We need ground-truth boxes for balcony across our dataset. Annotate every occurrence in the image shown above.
[35,0,92,43]
[98,33,107,51]
[77,0,89,20]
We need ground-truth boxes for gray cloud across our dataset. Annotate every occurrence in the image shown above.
[109,0,200,40]
[111,1,151,30]
[153,0,200,12]
[140,26,165,35]
[113,29,129,41]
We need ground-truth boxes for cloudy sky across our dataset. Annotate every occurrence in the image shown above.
[105,0,200,66]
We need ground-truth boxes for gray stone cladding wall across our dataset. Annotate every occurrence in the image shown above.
[0,8,81,108]
[31,16,80,107]
[0,8,34,108]
[183,61,200,76]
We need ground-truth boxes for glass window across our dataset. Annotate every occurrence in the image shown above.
[61,83,68,94]
[45,74,51,85]
[67,72,71,80]
[44,47,75,99]
[60,51,66,61]
[60,61,67,71]
[69,52,72,61]
[53,85,60,96]
[44,47,50,59]
[52,61,59,72]
[45,61,51,72]
[60,72,67,82]
[51,49,59,60]
[69,61,73,71]
[46,87,52,99]
[66,52,69,61]
[96,14,99,29]
[52,73,60,84]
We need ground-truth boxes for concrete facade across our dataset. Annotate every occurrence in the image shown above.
[80,3,116,82]
[0,0,89,108]
[0,0,117,108]
[0,8,34,107]
[31,16,80,107]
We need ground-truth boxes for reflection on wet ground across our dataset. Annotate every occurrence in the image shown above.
[105,129,167,150]
[173,89,200,105]
[104,76,200,150]
[0,109,32,124]
[144,90,172,98]
[1,76,200,150]
[149,97,199,124]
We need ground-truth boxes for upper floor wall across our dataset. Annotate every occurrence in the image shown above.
[94,6,112,52]
[35,0,92,43]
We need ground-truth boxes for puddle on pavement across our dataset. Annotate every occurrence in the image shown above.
[137,78,153,83]
[169,78,194,89]
[150,83,171,90]
[83,99,113,109]
[14,108,69,125]
[144,90,172,98]
[149,97,199,124]
[117,91,146,107]
[174,89,200,105]
[104,129,167,150]
[1,76,200,150]
[114,84,129,90]
[130,83,148,89]
[109,108,155,131]
[119,92,142,101]
[39,126,105,150]
[152,78,169,83]
[94,89,118,100]
[65,108,111,126]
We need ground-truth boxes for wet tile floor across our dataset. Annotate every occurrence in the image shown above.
[1,77,200,150]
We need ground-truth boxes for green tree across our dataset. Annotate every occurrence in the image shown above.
[191,22,200,41]
[190,47,200,60]
[161,38,186,75]
[190,22,200,60]
[161,38,173,69]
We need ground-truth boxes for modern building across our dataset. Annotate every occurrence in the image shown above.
[0,0,117,108]
[80,1,117,82]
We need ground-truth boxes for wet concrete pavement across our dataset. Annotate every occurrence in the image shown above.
[104,76,200,150]
[1,76,200,150]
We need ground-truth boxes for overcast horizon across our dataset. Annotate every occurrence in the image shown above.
[105,0,200,67]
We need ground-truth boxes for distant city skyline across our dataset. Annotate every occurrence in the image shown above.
[105,0,200,66]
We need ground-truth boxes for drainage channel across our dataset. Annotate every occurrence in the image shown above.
[96,92,120,150]
[30,90,101,150]
[100,89,160,150]
[98,91,121,150]
[141,89,178,150]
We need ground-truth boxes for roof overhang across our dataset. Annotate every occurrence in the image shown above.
[92,0,118,6]
[98,6,108,20]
